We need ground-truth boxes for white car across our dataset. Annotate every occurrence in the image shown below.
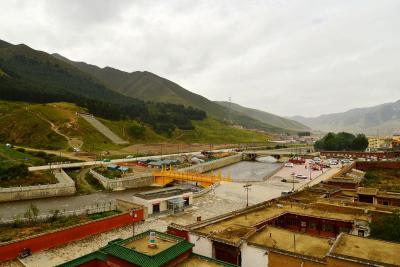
[295,174,308,179]
[126,155,134,159]
[284,162,294,167]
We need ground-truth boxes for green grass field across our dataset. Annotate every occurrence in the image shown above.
[0,100,270,152]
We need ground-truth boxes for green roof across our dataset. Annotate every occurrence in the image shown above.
[58,230,194,267]
[57,251,107,267]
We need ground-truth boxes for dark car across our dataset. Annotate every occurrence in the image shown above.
[19,248,31,258]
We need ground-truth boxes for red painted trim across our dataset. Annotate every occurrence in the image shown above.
[0,209,144,262]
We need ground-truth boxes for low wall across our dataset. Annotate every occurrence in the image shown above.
[179,153,242,174]
[0,210,144,262]
[89,170,153,190]
[355,161,400,171]
[0,169,76,202]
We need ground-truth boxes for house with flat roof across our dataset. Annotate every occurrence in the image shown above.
[132,187,193,215]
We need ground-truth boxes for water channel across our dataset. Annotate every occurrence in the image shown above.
[207,158,282,182]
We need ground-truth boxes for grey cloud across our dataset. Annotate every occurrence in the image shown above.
[0,0,399,117]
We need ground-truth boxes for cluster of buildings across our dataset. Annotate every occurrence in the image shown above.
[367,131,400,151]
[57,160,400,267]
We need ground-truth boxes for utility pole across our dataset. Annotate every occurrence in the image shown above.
[243,183,252,207]
[228,96,232,124]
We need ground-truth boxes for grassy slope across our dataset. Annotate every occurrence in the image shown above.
[172,118,269,143]
[0,102,67,149]
[0,101,269,151]
[53,55,284,133]
[216,101,310,131]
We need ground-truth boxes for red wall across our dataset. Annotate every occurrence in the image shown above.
[355,161,400,171]
[0,209,144,262]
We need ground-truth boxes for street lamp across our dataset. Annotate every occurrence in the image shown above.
[243,183,252,207]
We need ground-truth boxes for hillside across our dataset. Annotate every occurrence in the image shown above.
[291,100,400,135]
[53,54,287,133]
[0,101,269,151]
[0,40,207,134]
[215,101,309,131]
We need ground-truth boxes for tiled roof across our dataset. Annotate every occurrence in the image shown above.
[57,251,107,267]
[58,230,194,267]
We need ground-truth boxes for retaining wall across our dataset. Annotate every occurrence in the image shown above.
[0,169,76,202]
[89,170,153,190]
[0,210,144,262]
[179,153,242,173]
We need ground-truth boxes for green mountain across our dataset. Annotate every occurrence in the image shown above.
[215,101,309,131]
[52,54,287,133]
[0,40,206,134]
[291,100,400,135]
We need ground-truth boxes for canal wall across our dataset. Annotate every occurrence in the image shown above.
[0,169,76,203]
[89,170,153,190]
[179,153,243,174]
[90,154,242,190]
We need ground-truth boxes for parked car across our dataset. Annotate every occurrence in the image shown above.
[19,248,31,258]
[295,174,308,179]
[126,155,134,159]
[284,162,294,167]
[281,190,294,196]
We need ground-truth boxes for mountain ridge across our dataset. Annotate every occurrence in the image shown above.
[291,100,400,135]
[215,101,310,131]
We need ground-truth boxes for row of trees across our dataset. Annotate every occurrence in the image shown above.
[314,132,369,151]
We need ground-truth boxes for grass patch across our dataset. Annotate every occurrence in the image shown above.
[362,169,400,192]
[88,210,121,220]
[85,173,106,191]
[0,210,121,242]
[0,171,57,187]
[172,118,270,144]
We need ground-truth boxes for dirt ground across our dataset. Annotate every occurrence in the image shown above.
[120,143,235,155]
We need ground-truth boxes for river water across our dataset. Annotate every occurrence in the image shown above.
[206,160,282,182]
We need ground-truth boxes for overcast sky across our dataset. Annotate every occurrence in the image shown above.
[1,0,400,117]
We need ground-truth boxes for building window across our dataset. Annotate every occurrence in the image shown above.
[309,222,318,230]
[383,201,389,206]
[153,203,160,213]
[358,230,365,237]
[322,224,334,232]
[183,197,190,206]
[339,227,350,233]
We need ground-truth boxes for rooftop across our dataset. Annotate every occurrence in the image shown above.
[176,254,238,267]
[58,230,194,267]
[134,187,191,200]
[124,232,179,256]
[329,233,400,266]
[189,201,370,245]
[247,226,332,259]
[357,187,378,195]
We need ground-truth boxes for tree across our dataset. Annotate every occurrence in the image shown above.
[369,211,400,242]
[314,132,368,151]
[353,134,369,151]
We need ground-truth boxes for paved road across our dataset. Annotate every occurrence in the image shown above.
[28,149,238,171]
[79,114,128,145]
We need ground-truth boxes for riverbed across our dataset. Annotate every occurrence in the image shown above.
[206,161,282,182]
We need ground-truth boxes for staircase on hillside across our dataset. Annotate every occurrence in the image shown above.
[79,113,129,145]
